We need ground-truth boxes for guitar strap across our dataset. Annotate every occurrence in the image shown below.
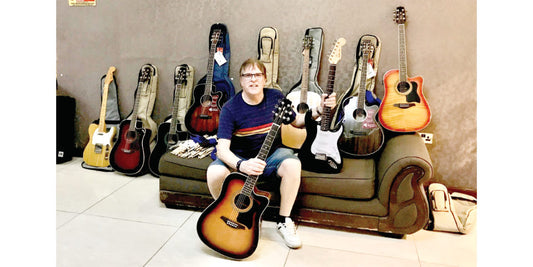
[257,26,281,91]
[288,27,324,95]
[333,34,382,125]
[128,63,158,149]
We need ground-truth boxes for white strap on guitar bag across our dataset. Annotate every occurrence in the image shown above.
[428,183,477,234]
[257,26,281,91]
[127,64,158,149]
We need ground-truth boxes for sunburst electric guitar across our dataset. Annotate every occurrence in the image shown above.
[281,36,322,149]
[109,67,153,175]
[338,41,385,157]
[378,6,431,132]
[197,99,293,259]
[185,29,227,136]
[83,66,117,167]
[299,38,345,173]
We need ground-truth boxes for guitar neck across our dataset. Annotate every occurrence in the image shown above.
[357,53,369,109]
[129,81,144,131]
[242,122,280,196]
[98,83,110,132]
[300,48,311,103]
[320,64,336,130]
[398,24,408,82]
[204,33,220,96]
[168,83,183,135]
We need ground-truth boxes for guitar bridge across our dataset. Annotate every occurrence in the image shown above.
[199,115,212,119]
[393,103,416,109]
[94,144,103,154]
[314,153,327,161]
[221,216,245,229]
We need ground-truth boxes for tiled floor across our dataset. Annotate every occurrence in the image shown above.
[57,157,476,267]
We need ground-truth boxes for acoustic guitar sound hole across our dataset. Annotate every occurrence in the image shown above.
[397,81,411,93]
[353,108,367,121]
[296,103,309,114]
[234,194,251,210]
[200,95,213,107]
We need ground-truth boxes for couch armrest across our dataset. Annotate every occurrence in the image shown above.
[377,134,433,207]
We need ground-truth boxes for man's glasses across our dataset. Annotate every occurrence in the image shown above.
[241,73,264,80]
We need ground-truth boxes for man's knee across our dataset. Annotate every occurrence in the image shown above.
[278,158,301,177]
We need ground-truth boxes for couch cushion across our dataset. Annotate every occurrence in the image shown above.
[300,158,375,199]
[159,152,376,200]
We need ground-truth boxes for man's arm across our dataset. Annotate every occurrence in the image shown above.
[215,138,266,176]
[291,92,337,128]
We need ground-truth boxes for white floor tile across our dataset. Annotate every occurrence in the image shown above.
[285,245,421,267]
[57,214,176,267]
[297,224,419,261]
[56,158,133,213]
[56,211,78,229]
[85,175,194,226]
[147,212,290,267]
[412,227,477,267]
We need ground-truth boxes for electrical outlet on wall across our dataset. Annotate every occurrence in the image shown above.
[418,132,433,144]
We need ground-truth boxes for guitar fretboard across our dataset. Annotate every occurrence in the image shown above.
[98,81,110,133]
[299,46,311,104]
[398,24,408,83]
[204,30,221,97]
[241,123,280,196]
[168,82,183,136]
[320,64,336,131]
[357,53,369,109]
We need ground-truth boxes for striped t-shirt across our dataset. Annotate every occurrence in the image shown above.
[217,88,285,159]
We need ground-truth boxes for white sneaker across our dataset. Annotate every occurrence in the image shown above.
[277,217,302,249]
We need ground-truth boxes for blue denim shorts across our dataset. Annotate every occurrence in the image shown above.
[209,147,298,180]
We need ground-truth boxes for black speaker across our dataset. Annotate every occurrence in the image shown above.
[57,95,76,163]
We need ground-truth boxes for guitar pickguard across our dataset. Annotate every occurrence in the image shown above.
[310,125,343,164]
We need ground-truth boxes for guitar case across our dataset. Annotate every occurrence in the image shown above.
[81,72,121,171]
[197,23,235,99]
[127,63,158,150]
[333,34,382,126]
[257,26,281,91]
[287,27,324,95]
[173,64,195,135]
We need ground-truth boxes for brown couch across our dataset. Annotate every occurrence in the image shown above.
[159,133,433,236]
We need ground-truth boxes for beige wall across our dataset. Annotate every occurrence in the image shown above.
[56,0,476,191]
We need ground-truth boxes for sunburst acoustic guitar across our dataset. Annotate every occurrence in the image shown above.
[197,99,293,259]
[378,6,431,132]
[83,66,117,167]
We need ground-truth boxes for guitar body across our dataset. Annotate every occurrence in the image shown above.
[184,83,225,136]
[299,112,343,173]
[83,123,116,167]
[149,122,172,177]
[338,95,384,157]
[197,172,270,259]
[281,90,322,149]
[109,119,151,175]
[378,69,431,132]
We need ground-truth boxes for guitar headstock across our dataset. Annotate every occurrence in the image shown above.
[140,66,151,83]
[211,29,222,45]
[394,6,406,24]
[273,98,294,125]
[302,36,313,50]
[104,66,116,84]
[327,38,346,65]
[175,66,188,85]
[361,40,374,56]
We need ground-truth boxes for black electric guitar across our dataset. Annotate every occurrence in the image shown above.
[338,40,384,157]
[109,67,152,175]
[299,38,345,173]
[197,99,293,259]
[184,29,227,136]
[148,66,191,177]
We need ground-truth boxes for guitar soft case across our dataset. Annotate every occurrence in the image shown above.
[127,63,158,149]
[57,95,75,164]
[173,64,195,135]
[257,26,281,91]
[197,23,235,99]
[288,27,324,95]
[333,34,382,126]
[82,72,121,171]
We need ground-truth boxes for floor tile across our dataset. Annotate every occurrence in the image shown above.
[147,212,290,267]
[297,224,419,261]
[412,227,476,267]
[56,158,133,213]
[285,245,421,267]
[57,214,176,267]
[85,175,194,226]
[56,211,78,229]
